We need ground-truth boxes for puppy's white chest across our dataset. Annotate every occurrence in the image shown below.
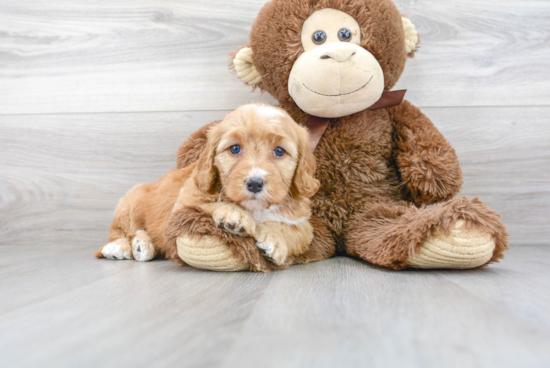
[250,206,306,226]
[250,207,279,224]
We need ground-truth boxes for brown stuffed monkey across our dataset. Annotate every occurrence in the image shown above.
[168,0,508,271]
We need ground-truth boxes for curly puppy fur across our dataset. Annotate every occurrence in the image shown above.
[97,104,319,266]
[175,0,508,270]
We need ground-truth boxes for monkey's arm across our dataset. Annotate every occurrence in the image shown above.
[177,120,220,169]
[170,177,256,237]
[389,100,463,205]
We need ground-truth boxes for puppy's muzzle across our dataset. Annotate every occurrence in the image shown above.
[246,178,264,194]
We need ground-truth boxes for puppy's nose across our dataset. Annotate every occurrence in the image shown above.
[246,178,264,193]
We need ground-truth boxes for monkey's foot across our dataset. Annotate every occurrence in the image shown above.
[407,220,495,269]
[177,234,249,272]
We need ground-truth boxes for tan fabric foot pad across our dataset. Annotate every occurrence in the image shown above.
[407,220,496,269]
[177,234,249,272]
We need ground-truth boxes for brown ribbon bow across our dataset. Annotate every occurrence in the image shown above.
[306,90,407,152]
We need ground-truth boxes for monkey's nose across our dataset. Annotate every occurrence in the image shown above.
[319,45,356,62]
[246,178,264,193]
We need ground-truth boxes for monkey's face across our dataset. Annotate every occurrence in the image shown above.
[288,9,385,118]
[234,0,420,119]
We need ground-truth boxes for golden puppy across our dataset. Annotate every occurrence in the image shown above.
[95,104,319,266]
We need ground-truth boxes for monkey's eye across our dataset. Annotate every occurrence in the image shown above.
[312,30,327,45]
[338,28,352,42]
[274,147,286,157]
[230,145,242,155]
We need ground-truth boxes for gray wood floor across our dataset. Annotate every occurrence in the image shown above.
[1,0,550,366]
[0,245,549,368]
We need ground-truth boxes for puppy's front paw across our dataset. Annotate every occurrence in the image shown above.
[255,225,288,266]
[212,205,256,236]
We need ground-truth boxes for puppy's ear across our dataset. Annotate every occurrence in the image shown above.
[194,126,221,193]
[292,126,320,198]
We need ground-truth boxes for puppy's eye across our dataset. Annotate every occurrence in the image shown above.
[274,147,286,157]
[312,30,327,45]
[229,145,241,155]
[338,28,352,42]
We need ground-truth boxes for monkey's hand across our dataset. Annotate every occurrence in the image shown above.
[390,100,463,205]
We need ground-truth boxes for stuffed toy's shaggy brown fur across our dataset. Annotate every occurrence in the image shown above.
[171,0,508,270]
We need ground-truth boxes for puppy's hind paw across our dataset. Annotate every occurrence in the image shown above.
[132,230,157,262]
[101,239,133,260]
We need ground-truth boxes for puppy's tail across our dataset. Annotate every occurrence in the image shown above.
[94,247,105,259]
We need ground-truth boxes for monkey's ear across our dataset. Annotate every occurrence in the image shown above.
[402,17,419,56]
[233,47,262,85]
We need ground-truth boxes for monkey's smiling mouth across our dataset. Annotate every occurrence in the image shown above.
[303,75,373,97]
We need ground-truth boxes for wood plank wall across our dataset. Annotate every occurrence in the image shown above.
[1,0,549,247]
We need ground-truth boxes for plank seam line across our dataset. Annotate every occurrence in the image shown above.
[1,105,550,117]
